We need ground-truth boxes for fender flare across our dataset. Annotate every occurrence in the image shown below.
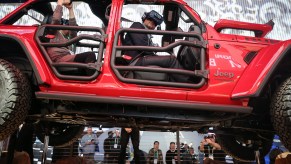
[0,34,46,85]
[232,41,291,99]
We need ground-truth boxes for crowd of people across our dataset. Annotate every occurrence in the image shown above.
[79,127,222,164]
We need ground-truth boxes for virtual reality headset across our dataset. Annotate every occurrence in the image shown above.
[142,10,164,26]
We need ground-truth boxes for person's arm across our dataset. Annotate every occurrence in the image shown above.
[128,22,150,46]
[199,142,205,152]
[64,3,78,39]
[147,149,153,164]
[159,150,163,163]
[80,135,88,147]
[209,142,221,150]
[51,0,64,25]
[165,151,170,164]
[92,134,98,144]
[104,139,111,153]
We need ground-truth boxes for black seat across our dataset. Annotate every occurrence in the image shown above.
[125,58,169,81]
[177,25,201,71]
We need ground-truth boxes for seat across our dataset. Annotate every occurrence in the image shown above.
[177,25,201,71]
[125,58,169,81]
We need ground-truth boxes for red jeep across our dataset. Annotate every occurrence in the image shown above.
[0,0,290,161]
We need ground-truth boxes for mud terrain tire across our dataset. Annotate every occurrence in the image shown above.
[36,122,84,147]
[216,134,273,161]
[270,77,291,151]
[0,59,31,140]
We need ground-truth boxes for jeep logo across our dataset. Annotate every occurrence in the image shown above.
[214,70,234,78]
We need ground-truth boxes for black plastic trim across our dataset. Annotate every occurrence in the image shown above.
[233,45,291,99]
[36,91,253,114]
[244,51,257,64]
[0,34,44,84]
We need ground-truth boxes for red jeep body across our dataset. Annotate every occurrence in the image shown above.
[0,0,290,161]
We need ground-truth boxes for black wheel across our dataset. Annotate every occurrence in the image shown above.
[0,59,31,140]
[216,133,273,162]
[270,77,291,151]
[35,122,84,147]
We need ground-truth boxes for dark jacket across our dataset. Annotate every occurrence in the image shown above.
[166,149,177,164]
[104,136,114,154]
[123,22,154,60]
[147,148,163,164]
[182,152,198,164]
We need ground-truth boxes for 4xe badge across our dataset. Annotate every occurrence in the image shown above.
[214,70,234,79]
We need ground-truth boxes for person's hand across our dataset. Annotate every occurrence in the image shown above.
[200,140,207,146]
[64,2,73,10]
[125,128,132,133]
[62,0,71,5]
[205,138,214,144]
[57,0,63,6]
[86,140,94,145]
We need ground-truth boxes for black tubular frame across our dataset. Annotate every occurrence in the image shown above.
[35,24,106,81]
[111,28,208,88]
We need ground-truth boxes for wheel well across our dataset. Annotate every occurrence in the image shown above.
[272,47,291,82]
[0,37,38,87]
[258,45,291,99]
[249,46,291,120]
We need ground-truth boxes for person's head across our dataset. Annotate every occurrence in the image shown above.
[153,141,159,149]
[142,10,163,30]
[169,142,175,150]
[108,131,113,137]
[189,147,194,155]
[87,126,93,134]
[115,129,120,137]
[184,143,189,149]
[204,133,216,142]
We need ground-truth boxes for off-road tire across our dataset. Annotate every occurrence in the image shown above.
[216,134,273,162]
[270,77,291,151]
[0,59,31,140]
[36,122,84,147]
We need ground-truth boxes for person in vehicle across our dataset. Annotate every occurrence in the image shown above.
[47,0,96,63]
[123,10,189,82]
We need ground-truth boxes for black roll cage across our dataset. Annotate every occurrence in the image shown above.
[35,24,106,81]
[111,28,208,88]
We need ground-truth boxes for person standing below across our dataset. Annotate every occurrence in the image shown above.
[166,142,177,164]
[118,127,140,164]
[80,126,98,162]
[47,0,96,63]
[104,131,114,164]
[199,134,226,164]
[123,10,189,82]
[15,123,35,164]
[148,141,163,164]
[111,129,121,163]
[182,147,198,164]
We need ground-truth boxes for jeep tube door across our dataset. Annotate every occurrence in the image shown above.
[110,0,208,90]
